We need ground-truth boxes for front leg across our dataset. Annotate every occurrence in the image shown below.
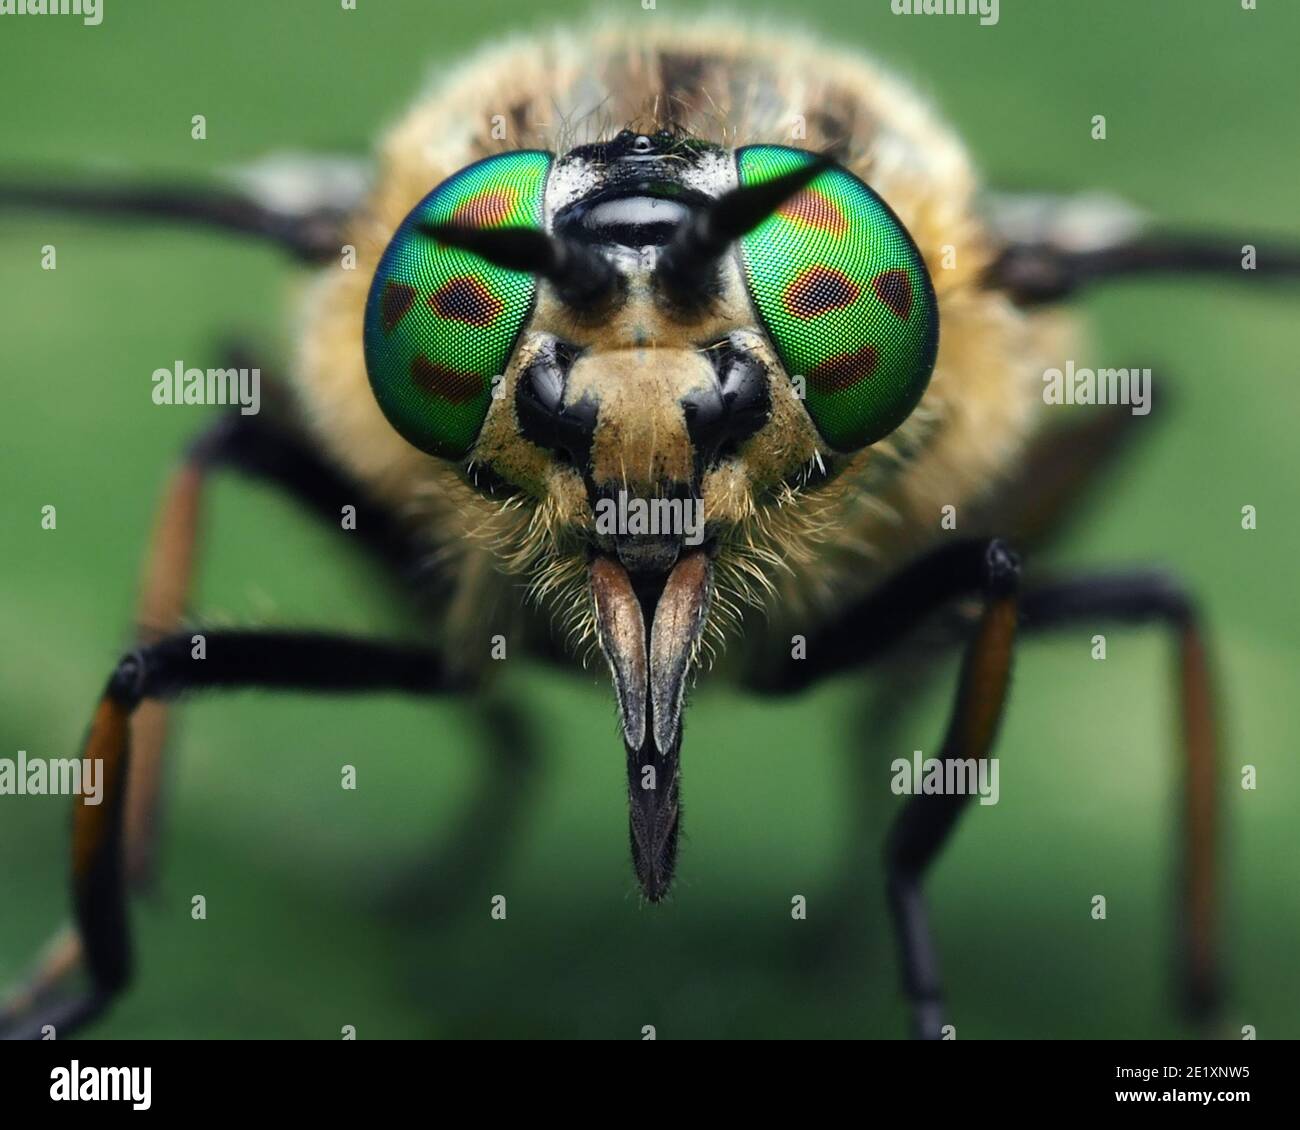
[2,630,456,1041]
[885,555,1019,1039]
[2,402,436,1033]
[757,538,1021,1039]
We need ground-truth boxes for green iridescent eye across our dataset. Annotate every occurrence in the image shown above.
[734,145,939,452]
[363,150,552,460]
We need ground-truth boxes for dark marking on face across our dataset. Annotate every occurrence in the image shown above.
[783,265,861,319]
[658,51,713,109]
[508,99,530,140]
[450,188,517,227]
[809,109,846,141]
[807,85,864,162]
[778,186,848,235]
[809,343,879,394]
[873,268,914,320]
[411,354,482,403]
[807,112,854,159]
[430,276,505,327]
[380,280,417,333]
[807,111,850,160]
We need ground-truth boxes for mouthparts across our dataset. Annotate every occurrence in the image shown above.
[589,549,713,901]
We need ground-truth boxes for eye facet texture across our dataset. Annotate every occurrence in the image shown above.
[735,145,939,452]
[363,150,552,459]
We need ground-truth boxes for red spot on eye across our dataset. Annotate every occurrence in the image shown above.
[873,268,914,320]
[808,344,879,394]
[782,265,861,319]
[411,354,483,404]
[430,276,505,327]
[449,188,518,228]
[777,186,848,235]
[380,281,417,333]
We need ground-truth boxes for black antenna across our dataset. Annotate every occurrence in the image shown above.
[655,154,837,308]
[419,222,622,312]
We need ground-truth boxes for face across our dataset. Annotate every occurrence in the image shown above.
[360,128,938,890]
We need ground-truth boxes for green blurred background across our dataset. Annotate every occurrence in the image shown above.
[1,0,1297,1039]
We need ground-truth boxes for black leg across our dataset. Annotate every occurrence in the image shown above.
[1,401,440,1028]
[1020,571,1222,1020]
[191,400,432,583]
[753,538,1021,1039]
[0,174,357,262]
[882,546,1021,1039]
[136,399,437,864]
[132,396,433,870]
[757,547,1221,1036]
[987,233,1300,306]
[2,630,456,1041]
[754,539,1020,694]
[129,399,430,878]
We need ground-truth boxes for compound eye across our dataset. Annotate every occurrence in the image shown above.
[362,150,552,460]
[734,145,939,452]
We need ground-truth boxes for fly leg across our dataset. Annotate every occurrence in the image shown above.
[2,631,456,1040]
[1020,571,1222,1022]
[755,538,1021,1038]
[2,400,434,1037]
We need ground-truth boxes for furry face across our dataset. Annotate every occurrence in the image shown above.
[355,125,946,891]
[296,18,1065,897]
